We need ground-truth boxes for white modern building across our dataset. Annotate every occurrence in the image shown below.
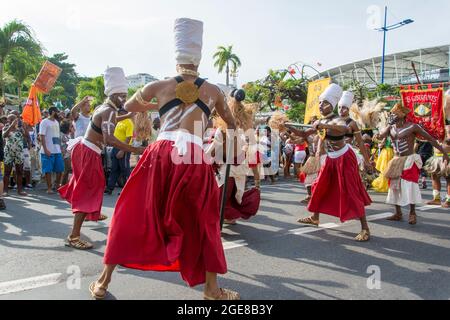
[311,45,449,88]
[127,73,158,89]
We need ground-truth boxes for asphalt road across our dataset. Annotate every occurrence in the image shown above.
[0,177,449,300]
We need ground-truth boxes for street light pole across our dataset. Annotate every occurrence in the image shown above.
[381,6,388,84]
[376,7,414,85]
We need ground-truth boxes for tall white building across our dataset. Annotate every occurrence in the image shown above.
[127,73,158,89]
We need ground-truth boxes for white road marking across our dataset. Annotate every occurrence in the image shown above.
[222,240,248,250]
[0,273,62,296]
[417,205,441,212]
[366,212,394,221]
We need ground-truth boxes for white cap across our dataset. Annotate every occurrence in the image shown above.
[104,67,128,96]
[319,83,343,108]
[174,18,203,66]
[339,91,354,108]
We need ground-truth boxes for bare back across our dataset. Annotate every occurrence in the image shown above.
[145,76,223,137]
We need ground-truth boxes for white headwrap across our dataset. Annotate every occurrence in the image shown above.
[319,83,343,108]
[339,91,354,108]
[104,67,128,97]
[174,18,203,66]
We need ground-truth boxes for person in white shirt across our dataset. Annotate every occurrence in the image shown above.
[71,96,92,138]
[39,107,64,194]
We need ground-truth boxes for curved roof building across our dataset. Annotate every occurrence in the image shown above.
[312,45,449,87]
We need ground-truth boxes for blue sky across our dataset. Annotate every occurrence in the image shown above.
[1,0,449,85]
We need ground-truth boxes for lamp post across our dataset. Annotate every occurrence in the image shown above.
[376,6,414,84]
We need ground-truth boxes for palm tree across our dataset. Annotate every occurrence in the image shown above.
[0,20,43,98]
[5,48,42,99]
[213,45,241,87]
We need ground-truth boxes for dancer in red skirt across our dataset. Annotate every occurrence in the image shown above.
[59,67,145,250]
[90,18,240,300]
[211,89,261,225]
[287,84,374,242]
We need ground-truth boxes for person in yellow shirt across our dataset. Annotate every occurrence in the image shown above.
[105,109,135,195]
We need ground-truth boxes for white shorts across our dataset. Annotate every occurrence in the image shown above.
[22,148,31,171]
[294,151,307,164]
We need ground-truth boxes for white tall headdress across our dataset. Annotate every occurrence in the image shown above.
[104,67,128,96]
[339,91,355,108]
[319,83,343,108]
[174,18,204,66]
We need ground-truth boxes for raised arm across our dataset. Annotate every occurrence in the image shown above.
[317,122,349,135]
[413,124,449,163]
[71,96,89,121]
[285,125,316,138]
[375,125,391,141]
[125,83,159,113]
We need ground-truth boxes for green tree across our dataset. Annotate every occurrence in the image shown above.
[47,53,79,107]
[243,69,307,111]
[286,102,306,124]
[213,45,241,86]
[0,19,42,98]
[5,48,42,99]
[76,76,105,107]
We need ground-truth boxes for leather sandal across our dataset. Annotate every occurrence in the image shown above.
[409,214,417,225]
[65,237,93,250]
[204,288,240,301]
[297,216,319,226]
[387,213,403,222]
[355,230,371,242]
[89,281,108,300]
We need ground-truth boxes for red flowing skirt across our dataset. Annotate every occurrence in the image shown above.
[58,142,105,222]
[104,140,227,287]
[308,148,372,222]
[222,178,261,221]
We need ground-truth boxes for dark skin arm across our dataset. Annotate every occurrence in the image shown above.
[100,109,144,154]
[374,125,392,141]
[125,83,159,113]
[413,124,449,164]
[350,121,372,168]
[116,112,135,122]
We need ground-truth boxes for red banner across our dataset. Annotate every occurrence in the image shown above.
[401,87,445,141]
[34,61,62,94]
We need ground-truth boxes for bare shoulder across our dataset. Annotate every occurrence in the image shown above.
[142,78,173,94]
[93,104,115,120]
[202,81,223,99]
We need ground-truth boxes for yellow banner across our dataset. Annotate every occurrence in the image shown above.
[304,78,331,124]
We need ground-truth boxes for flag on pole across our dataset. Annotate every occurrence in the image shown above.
[21,85,42,126]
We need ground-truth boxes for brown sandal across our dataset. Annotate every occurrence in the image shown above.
[89,281,108,300]
[387,213,403,222]
[65,237,93,250]
[355,230,371,242]
[204,288,240,301]
[98,214,108,221]
[409,215,417,225]
[300,197,311,205]
[297,216,319,226]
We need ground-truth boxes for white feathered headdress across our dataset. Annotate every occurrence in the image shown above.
[350,99,387,131]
